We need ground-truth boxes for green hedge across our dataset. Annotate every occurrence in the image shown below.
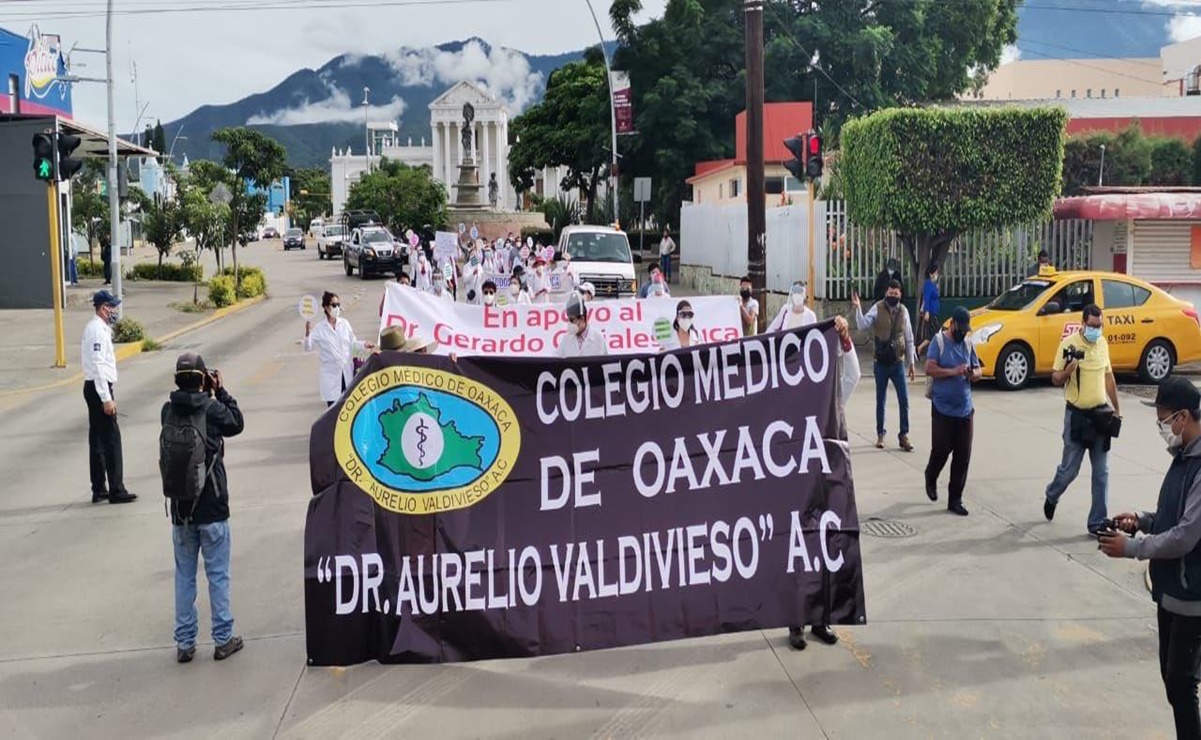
[125,262,204,282]
[112,317,145,344]
[218,265,268,299]
[76,257,104,278]
[208,276,236,308]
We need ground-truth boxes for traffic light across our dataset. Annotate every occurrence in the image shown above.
[783,134,806,181]
[806,132,823,179]
[32,133,55,182]
[55,133,83,181]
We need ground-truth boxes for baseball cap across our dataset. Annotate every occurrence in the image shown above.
[175,352,207,374]
[951,306,972,331]
[1143,376,1201,411]
[93,290,121,308]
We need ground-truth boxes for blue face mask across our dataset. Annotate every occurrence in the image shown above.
[1083,326,1102,344]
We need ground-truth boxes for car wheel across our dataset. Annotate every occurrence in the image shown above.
[995,343,1033,391]
[1139,339,1175,384]
[344,258,353,277]
[360,265,370,280]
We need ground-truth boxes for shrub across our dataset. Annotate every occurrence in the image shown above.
[125,261,204,282]
[208,275,236,308]
[218,265,268,299]
[141,337,162,352]
[112,317,145,344]
[76,257,104,278]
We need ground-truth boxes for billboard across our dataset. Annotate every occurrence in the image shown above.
[0,25,73,118]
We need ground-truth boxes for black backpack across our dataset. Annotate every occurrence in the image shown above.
[159,400,214,503]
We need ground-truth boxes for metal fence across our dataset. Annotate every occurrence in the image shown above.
[823,200,1093,300]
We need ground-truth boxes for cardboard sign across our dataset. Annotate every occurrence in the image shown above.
[298,294,319,321]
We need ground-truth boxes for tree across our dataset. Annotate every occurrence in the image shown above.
[508,51,612,223]
[1061,125,1155,195]
[288,167,332,227]
[346,159,448,234]
[178,160,235,272]
[211,127,287,285]
[143,197,183,278]
[153,120,167,155]
[1149,137,1192,187]
[609,0,1021,225]
[71,160,110,264]
[840,106,1067,295]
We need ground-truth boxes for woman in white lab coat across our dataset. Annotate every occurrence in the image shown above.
[304,291,374,407]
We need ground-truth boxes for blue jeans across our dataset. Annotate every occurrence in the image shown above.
[1045,408,1109,532]
[173,521,234,649]
[67,254,78,284]
[873,361,910,438]
[660,253,672,282]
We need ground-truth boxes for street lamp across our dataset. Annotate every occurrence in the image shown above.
[1098,144,1107,187]
[362,87,371,175]
[583,0,620,228]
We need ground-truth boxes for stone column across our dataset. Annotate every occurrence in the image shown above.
[498,118,508,209]
[482,120,491,197]
[432,120,442,186]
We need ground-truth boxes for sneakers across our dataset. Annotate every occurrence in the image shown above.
[787,627,807,651]
[214,636,244,661]
[176,646,195,664]
[898,435,914,452]
[812,625,839,645]
[876,435,885,449]
[1043,498,1056,521]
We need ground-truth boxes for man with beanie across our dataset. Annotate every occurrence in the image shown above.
[162,353,245,664]
[1101,377,1201,738]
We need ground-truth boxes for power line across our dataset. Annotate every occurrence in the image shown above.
[0,0,522,22]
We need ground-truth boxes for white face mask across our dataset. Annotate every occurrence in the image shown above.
[1159,413,1184,451]
[678,317,693,332]
[483,293,495,306]
[433,282,443,294]
[510,282,521,295]
[790,290,806,308]
[328,306,341,319]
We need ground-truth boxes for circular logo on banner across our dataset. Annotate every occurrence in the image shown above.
[334,367,522,514]
[298,294,319,321]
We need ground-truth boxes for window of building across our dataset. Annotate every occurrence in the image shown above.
[1101,89,1107,98]
[6,74,17,114]
[1071,89,1077,98]
[1115,89,1120,98]
[765,176,784,195]
[1086,89,1092,98]
[1055,89,1062,99]
[729,178,741,198]
[784,176,803,192]
[719,183,724,199]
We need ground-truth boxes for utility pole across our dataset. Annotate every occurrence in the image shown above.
[106,0,122,310]
[363,87,371,175]
[745,0,767,332]
[584,0,621,228]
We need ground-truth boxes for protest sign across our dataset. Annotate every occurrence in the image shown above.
[298,295,319,321]
[380,283,742,356]
[434,232,459,263]
[304,324,865,665]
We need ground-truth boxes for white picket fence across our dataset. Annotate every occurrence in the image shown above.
[681,199,1093,300]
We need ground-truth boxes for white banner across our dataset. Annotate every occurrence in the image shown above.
[380,283,743,357]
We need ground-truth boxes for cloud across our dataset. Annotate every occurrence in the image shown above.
[1000,44,1021,65]
[1168,13,1201,42]
[246,84,406,126]
[385,39,545,113]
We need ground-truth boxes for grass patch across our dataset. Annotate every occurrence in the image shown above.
[170,300,214,314]
[142,337,163,352]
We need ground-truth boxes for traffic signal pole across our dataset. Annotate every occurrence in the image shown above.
[46,184,66,368]
[744,0,767,333]
[807,179,817,309]
[105,0,122,311]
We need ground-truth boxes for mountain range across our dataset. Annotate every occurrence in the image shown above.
[159,3,1184,169]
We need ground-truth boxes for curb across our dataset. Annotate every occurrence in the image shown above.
[0,294,268,399]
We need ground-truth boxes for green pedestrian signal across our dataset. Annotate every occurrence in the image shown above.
[32,133,56,183]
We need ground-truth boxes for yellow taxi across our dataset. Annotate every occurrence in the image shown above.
[967,267,1201,390]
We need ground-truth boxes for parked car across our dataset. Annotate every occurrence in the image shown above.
[317,225,346,260]
[261,226,280,239]
[968,267,1201,389]
[557,225,637,298]
[283,227,306,251]
[308,218,324,239]
[344,226,402,279]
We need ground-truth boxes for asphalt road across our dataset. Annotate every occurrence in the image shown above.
[0,238,1181,738]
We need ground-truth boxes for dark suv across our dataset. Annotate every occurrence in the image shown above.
[344,227,401,279]
[282,227,306,251]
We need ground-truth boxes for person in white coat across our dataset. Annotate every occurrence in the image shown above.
[461,251,484,305]
[430,270,455,304]
[558,292,609,357]
[414,253,433,293]
[767,281,817,332]
[304,292,374,407]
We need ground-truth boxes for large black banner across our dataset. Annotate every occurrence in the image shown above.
[305,322,865,665]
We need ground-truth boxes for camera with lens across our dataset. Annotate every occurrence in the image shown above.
[203,369,219,393]
[1063,346,1086,362]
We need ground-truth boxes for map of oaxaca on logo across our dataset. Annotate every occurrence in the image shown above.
[333,365,521,514]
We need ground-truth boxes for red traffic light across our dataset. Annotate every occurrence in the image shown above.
[808,134,822,155]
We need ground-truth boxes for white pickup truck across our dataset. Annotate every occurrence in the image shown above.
[316,224,347,260]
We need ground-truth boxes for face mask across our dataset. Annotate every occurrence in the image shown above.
[574,319,587,336]
[1159,414,1183,450]
[740,289,751,300]
[952,329,966,343]
[535,267,543,276]
[510,283,520,295]
[483,293,495,306]
[885,296,900,308]
[678,317,693,332]
[433,283,443,293]
[105,309,119,326]
[1083,326,1102,343]
[790,291,806,308]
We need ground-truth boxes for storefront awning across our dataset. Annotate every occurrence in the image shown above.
[1055,192,1201,221]
[60,118,158,159]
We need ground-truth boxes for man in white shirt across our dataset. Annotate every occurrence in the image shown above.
[659,228,676,283]
[557,292,609,357]
[82,290,136,504]
[737,275,760,336]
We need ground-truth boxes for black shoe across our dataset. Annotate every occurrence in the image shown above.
[1044,498,1056,521]
[787,627,807,651]
[108,492,138,504]
[948,503,969,516]
[91,491,109,503]
[176,646,195,664]
[214,636,244,661]
[812,625,839,645]
[925,477,938,502]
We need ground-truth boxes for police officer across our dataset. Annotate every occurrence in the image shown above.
[82,290,136,504]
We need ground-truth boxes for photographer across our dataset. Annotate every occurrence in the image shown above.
[1042,304,1121,536]
[161,353,245,664]
[1099,377,1201,739]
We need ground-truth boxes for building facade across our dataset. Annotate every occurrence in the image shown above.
[0,24,73,118]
